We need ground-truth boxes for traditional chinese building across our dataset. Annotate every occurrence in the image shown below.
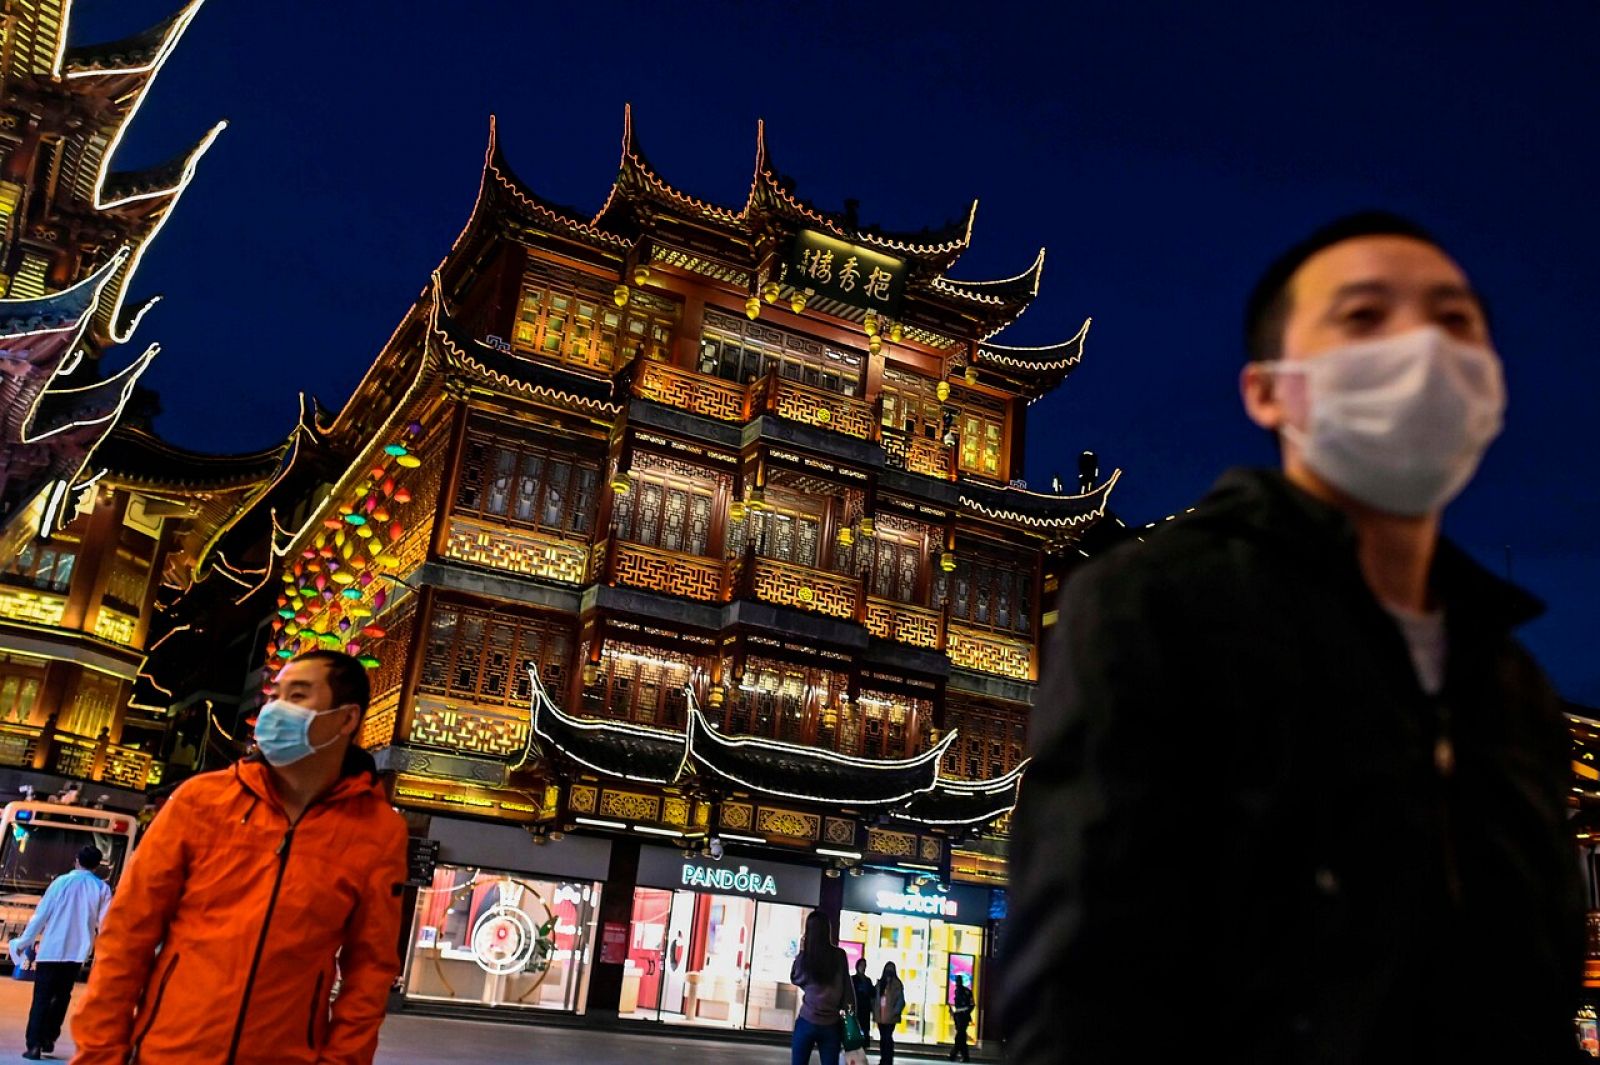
[0,0,242,801]
[208,107,1123,1046]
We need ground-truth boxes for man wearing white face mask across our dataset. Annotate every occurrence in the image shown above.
[1005,213,1583,1064]
[70,650,409,1065]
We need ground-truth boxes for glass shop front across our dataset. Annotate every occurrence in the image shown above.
[400,819,611,1014]
[839,872,994,1047]
[621,846,822,1033]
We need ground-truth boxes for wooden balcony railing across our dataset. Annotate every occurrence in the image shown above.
[881,428,954,480]
[864,597,946,650]
[763,376,877,441]
[0,723,158,790]
[627,358,880,444]
[443,515,591,584]
[736,550,863,622]
[947,622,1035,681]
[630,360,751,423]
[604,538,731,603]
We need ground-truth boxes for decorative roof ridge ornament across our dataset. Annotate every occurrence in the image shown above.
[977,317,1092,373]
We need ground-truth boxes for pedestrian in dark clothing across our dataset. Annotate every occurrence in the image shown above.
[851,958,875,1052]
[948,976,973,1062]
[791,909,850,1065]
[875,962,906,1065]
[1004,212,1584,1065]
[9,845,110,1060]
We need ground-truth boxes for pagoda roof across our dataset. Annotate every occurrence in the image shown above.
[61,1,205,79]
[480,116,633,253]
[99,124,223,209]
[425,274,623,416]
[595,104,746,233]
[747,119,978,269]
[957,469,1121,530]
[27,344,158,441]
[0,247,128,339]
[893,761,1028,826]
[977,318,1090,377]
[686,700,953,807]
[93,424,285,492]
[529,671,959,808]
[530,675,690,786]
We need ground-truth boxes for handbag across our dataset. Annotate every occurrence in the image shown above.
[842,1010,866,1051]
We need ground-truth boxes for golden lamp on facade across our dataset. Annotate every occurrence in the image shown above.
[745,296,762,320]
[889,321,903,343]
[965,364,979,385]
[939,551,957,573]
[836,526,854,548]
[762,281,780,304]
[610,470,632,495]
[632,263,651,286]
[858,516,875,538]
[935,380,951,403]
[863,310,879,337]
[729,500,746,522]
[790,291,808,314]
[613,285,630,308]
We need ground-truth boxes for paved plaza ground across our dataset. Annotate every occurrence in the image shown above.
[0,980,987,1063]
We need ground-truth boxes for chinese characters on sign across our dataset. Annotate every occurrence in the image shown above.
[784,230,907,316]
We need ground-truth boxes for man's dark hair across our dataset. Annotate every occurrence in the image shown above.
[1243,210,1439,363]
[76,845,101,871]
[289,649,371,712]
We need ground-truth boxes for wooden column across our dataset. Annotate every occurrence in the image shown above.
[60,488,126,634]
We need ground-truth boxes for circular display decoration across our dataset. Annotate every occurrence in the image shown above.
[472,902,538,975]
[467,880,558,983]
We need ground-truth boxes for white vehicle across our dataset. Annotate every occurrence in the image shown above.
[0,800,138,964]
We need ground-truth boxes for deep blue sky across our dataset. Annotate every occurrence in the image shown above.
[77,1,1599,702]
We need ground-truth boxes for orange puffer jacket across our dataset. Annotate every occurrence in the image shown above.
[71,748,409,1065]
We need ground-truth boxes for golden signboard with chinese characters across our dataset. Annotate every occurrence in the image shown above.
[781,230,907,315]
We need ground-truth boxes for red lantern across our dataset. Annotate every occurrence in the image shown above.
[393,487,412,504]
[389,522,403,542]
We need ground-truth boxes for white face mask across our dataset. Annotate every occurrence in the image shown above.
[1268,326,1505,516]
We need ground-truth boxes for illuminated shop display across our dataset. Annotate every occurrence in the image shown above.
[404,864,602,1013]
[841,873,994,1048]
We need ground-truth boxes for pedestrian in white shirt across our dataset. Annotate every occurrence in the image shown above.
[9,844,111,1060]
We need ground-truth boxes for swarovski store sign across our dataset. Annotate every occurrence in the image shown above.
[636,845,821,907]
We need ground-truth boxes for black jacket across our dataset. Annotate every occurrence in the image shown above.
[1004,469,1582,1064]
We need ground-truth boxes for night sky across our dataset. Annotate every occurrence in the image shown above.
[73,2,1598,702]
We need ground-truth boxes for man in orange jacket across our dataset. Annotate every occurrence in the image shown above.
[71,650,410,1065]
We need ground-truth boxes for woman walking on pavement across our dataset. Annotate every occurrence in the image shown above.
[875,961,906,1065]
[790,910,851,1065]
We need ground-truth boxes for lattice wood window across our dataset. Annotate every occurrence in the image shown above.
[700,308,863,396]
[101,526,156,617]
[880,367,945,439]
[455,429,599,538]
[943,700,1027,781]
[62,671,120,738]
[4,539,76,594]
[952,388,1007,480]
[852,691,929,760]
[612,456,725,558]
[936,550,1035,635]
[0,653,45,726]
[723,656,847,746]
[418,603,572,710]
[579,641,700,727]
[513,261,678,371]
[864,515,930,604]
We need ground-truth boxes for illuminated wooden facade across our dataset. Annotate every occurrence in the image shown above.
[246,108,1120,884]
[0,0,242,801]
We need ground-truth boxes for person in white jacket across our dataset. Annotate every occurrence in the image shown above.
[10,844,111,1060]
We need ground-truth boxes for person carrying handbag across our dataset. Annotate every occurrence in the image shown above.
[791,910,850,1065]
